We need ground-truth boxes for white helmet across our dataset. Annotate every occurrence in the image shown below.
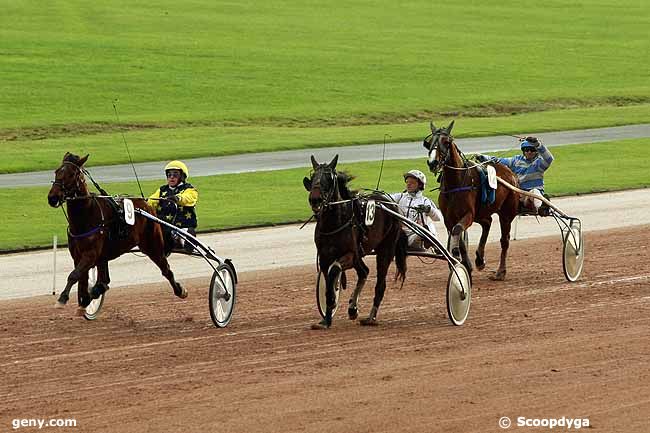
[404,169,427,189]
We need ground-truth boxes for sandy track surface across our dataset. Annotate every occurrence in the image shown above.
[1,225,649,432]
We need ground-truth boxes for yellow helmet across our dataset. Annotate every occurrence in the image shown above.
[164,160,189,179]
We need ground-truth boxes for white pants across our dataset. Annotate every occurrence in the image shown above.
[407,232,423,249]
[405,229,438,250]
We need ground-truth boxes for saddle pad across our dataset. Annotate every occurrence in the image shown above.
[487,165,497,189]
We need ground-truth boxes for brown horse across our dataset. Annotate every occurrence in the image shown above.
[423,121,520,280]
[47,152,187,312]
[303,155,408,328]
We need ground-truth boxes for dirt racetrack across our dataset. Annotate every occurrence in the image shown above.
[1,225,649,433]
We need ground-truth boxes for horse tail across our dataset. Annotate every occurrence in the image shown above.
[394,229,408,287]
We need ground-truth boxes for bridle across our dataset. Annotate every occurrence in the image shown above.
[425,129,453,175]
[309,165,340,215]
[51,161,89,206]
[308,165,359,236]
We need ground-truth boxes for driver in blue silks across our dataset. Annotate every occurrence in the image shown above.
[477,136,554,215]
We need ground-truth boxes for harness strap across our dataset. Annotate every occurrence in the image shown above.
[67,225,104,239]
[442,186,475,194]
[64,196,109,239]
[317,217,353,236]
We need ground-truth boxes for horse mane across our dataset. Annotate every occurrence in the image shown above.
[336,171,357,200]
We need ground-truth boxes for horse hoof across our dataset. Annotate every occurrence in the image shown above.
[359,317,378,326]
[310,319,330,330]
[177,287,188,299]
[79,298,91,308]
[348,307,358,320]
[488,271,506,281]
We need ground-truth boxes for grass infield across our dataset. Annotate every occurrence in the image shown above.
[3,138,648,252]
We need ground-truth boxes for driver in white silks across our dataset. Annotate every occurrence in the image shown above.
[390,170,443,250]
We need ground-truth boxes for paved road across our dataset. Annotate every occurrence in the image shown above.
[2,188,649,300]
[2,124,648,188]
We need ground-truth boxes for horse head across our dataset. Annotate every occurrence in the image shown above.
[48,152,89,208]
[303,154,340,213]
[423,120,455,174]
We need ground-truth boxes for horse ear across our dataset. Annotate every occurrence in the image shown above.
[78,154,89,166]
[446,120,455,134]
[430,121,436,132]
[303,176,312,191]
[311,155,319,170]
[329,154,339,169]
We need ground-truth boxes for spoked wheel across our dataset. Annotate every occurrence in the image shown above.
[562,219,584,282]
[209,263,236,328]
[83,267,105,321]
[446,263,471,326]
[316,270,342,319]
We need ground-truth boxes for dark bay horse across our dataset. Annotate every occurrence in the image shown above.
[424,121,519,280]
[303,155,408,329]
[47,152,187,313]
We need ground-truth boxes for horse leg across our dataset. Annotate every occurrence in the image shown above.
[90,260,111,300]
[450,213,473,259]
[490,216,512,281]
[457,230,473,278]
[360,247,393,326]
[348,258,369,320]
[55,256,95,308]
[76,269,91,314]
[145,250,187,299]
[312,253,356,329]
[450,214,474,277]
[475,220,491,271]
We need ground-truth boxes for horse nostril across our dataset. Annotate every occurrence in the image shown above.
[309,198,322,210]
[48,195,60,207]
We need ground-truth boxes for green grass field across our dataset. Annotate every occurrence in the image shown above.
[3,139,649,252]
[1,0,649,173]
[1,1,649,252]
[2,105,649,174]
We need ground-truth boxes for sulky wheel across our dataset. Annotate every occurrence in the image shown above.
[315,270,342,320]
[562,219,584,282]
[209,263,236,328]
[446,263,471,326]
[83,267,105,321]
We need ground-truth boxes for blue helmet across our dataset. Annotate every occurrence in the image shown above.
[520,140,536,151]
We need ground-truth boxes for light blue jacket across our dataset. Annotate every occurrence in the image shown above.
[492,145,554,191]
